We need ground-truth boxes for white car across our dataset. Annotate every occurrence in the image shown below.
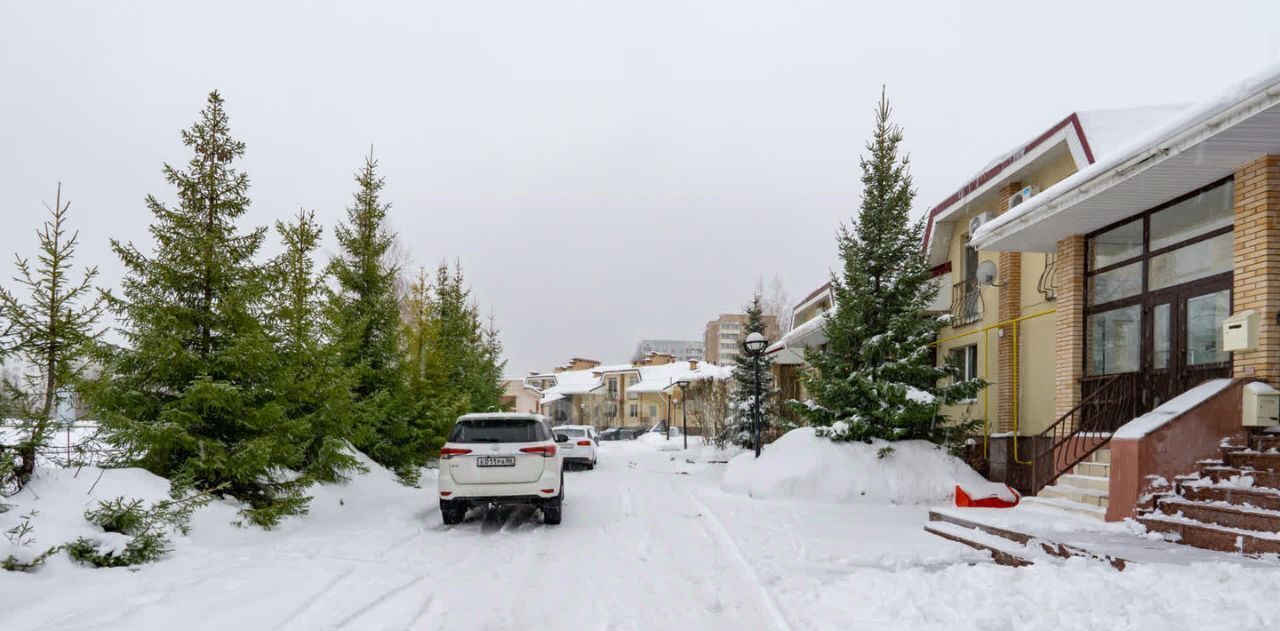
[437,413,566,525]
[551,425,599,470]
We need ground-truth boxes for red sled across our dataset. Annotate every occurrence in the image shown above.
[954,483,1020,508]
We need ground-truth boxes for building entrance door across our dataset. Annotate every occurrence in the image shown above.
[1142,278,1232,414]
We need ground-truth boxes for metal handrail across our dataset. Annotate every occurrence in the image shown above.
[949,279,983,326]
[1028,373,1138,495]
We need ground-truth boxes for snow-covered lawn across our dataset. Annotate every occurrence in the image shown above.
[2,436,1279,630]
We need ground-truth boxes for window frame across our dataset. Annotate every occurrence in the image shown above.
[1083,177,1235,376]
[1085,177,1235,313]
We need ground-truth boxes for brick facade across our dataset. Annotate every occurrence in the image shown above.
[996,183,1022,433]
[1232,155,1280,383]
[1054,235,1086,423]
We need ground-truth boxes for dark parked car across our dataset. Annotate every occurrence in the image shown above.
[599,427,644,441]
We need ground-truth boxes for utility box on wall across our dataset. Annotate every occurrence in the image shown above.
[1223,310,1260,351]
[1243,382,1280,427]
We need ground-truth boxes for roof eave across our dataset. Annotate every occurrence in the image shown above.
[974,85,1280,252]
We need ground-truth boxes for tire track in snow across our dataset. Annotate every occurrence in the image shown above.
[688,492,793,631]
[277,567,357,628]
[331,575,426,629]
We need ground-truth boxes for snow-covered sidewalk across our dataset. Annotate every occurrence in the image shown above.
[2,437,1279,630]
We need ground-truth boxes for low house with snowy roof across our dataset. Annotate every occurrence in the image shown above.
[526,356,731,430]
[766,281,835,419]
[963,63,1280,554]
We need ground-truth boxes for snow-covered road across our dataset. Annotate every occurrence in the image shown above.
[4,439,1280,630]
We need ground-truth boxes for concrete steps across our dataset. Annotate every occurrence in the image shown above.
[1033,448,1112,517]
[1180,484,1280,511]
[1137,431,1280,556]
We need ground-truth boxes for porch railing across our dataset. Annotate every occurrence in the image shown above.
[1028,372,1139,496]
[949,279,983,326]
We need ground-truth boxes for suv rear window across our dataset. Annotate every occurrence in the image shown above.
[554,428,586,438]
[449,419,548,443]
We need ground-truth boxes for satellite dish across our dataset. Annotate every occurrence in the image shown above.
[975,260,1000,287]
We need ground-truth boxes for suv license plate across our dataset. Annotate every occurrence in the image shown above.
[477,456,516,467]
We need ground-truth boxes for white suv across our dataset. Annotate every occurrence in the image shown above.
[437,413,567,525]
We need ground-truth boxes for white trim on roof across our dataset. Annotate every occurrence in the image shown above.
[973,65,1280,252]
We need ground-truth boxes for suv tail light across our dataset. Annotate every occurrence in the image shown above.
[576,440,591,446]
[520,445,557,457]
[440,447,472,459]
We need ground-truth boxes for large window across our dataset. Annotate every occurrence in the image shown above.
[1086,305,1141,375]
[1084,179,1234,376]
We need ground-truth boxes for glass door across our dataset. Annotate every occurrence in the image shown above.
[1179,286,1232,390]
[1142,282,1230,413]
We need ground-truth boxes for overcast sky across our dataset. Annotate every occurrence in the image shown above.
[3,1,1279,376]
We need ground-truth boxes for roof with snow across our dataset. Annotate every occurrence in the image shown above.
[972,63,1280,252]
[528,360,731,405]
[765,311,828,364]
[620,361,732,394]
[923,104,1187,266]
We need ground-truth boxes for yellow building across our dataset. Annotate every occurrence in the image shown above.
[970,69,1280,532]
[922,106,1184,486]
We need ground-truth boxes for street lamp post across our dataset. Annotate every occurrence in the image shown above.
[676,380,691,450]
[665,391,671,440]
[743,332,769,459]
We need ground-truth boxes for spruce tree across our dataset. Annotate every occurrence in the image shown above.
[401,267,465,450]
[267,210,361,482]
[89,92,309,526]
[0,184,106,489]
[727,294,776,449]
[799,89,984,450]
[327,151,425,481]
[430,262,506,414]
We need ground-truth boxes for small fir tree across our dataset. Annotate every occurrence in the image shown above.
[327,151,425,481]
[0,184,106,490]
[88,92,309,526]
[266,210,362,482]
[799,89,985,450]
[727,294,776,449]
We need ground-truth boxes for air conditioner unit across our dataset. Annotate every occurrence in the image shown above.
[1007,185,1041,209]
[967,212,992,236]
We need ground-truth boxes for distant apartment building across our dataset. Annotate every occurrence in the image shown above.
[631,339,704,363]
[703,313,778,365]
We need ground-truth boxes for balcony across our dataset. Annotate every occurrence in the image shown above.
[949,279,983,326]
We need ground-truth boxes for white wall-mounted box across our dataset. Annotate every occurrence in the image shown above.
[1243,382,1280,427]
[1223,310,1260,352]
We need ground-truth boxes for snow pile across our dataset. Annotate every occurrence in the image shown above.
[816,558,1280,630]
[721,427,987,504]
[628,432,745,462]
[637,431,683,452]
[0,451,432,574]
